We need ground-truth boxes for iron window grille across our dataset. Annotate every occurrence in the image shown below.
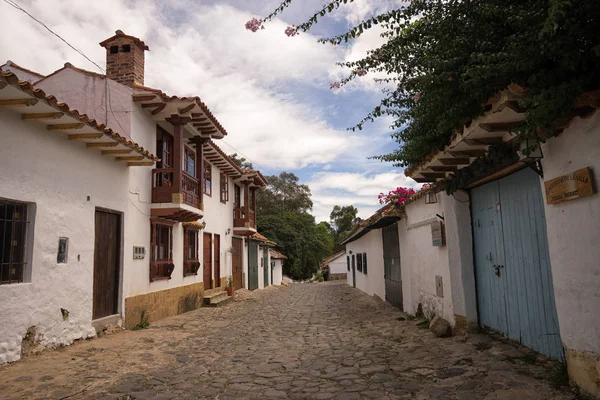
[363,252,368,274]
[357,252,363,272]
[0,199,28,284]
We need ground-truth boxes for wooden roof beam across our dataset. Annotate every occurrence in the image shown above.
[116,156,144,161]
[87,142,119,148]
[428,165,458,172]
[438,157,471,165]
[480,121,521,133]
[151,104,166,116]
[128,161,155,166]
[141,102,163,108]
[0,98,38,108]
[133,94,157,102]
[463,137,504,146]
[68,133,104,140]
[102,149,133,155]
[178,103,195,114]
[449,149,487,158]
[47,123,85,131]
[22,112,64,121]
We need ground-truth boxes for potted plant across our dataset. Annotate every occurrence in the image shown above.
[226,276,235,296]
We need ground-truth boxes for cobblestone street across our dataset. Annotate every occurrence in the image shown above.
[0,283,577,400]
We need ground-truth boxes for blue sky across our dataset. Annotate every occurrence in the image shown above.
[0,0,418,221]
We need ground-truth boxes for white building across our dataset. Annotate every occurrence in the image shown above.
[0,30,268,363]
[321,251,347,280]
[269,249,287,286]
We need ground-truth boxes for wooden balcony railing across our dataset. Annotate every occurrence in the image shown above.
[152,168,201,209]
[233,207,256,229]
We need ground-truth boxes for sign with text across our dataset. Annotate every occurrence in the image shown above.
[431,221,445,247]
[544,167,596,205]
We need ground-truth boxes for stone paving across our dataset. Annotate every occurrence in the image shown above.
[0,282,579,399]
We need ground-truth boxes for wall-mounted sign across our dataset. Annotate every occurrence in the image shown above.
[544,167,596,205]
[431,221,445,247]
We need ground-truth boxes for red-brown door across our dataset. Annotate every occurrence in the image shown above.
[203,233,212,290]
[232,238,243,290]
[93,210,120,320]
[214,234,221,287]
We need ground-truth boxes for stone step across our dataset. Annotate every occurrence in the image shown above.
[204,295,232,307]
[203,290,228,305]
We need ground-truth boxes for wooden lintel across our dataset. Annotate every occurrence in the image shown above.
[47,123,85,131]
[141,102,163,108]
[128,161,155,167]
[116,156,144,161]
[151,103,167,116]
[102,149,133,155]
[463,137,504,146]
[438,158,471,165]
[133,95,157,102]
[68,133,104,140]
[178,103,195,114]
[22,112,64,121]
[0,98,38,108]
[449,149,487,158]
[429,165,458,172]
[87,142,119,148]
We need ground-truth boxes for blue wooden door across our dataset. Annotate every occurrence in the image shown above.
[472,167,563,359]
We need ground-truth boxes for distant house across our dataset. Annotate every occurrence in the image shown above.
[0,30,268,364]
[269,249,287,285]
[321,251,347,280]
[248,232,276,290]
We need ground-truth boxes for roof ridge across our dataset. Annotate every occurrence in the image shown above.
[2,60,45,78]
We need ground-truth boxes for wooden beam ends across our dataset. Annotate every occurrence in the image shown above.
[21,112,64,121]
[102,149,133,155]
[87,142,119,148]
[47,123,85,131]
[128,161,155,167]
[68,133,104,140]
[0,98,38,108]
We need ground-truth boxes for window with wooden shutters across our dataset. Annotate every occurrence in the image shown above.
[0,199,28,284]
[220,173,228,203]
[150,219,175,282]
[357,252,363,272]
[204,162,212,196]
[183,225,200,276]
[363,252,368,274]
[346,256,350,271]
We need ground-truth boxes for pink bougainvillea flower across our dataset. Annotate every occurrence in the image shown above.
[330,82,341,90]
[245,18,264,32]
[285,25,299,37]
[356,69,368,77]
[413,92,421,102]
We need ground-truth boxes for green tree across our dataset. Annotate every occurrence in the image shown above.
[256,172,333,279]
[228,153,253,169]
[329,205,361,251]
[256,0,600,168]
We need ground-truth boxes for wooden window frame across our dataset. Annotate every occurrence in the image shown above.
[204,161,212,197]
[0,199,28,285]
[362,252,368,275]
[150,219,175,282]
[184,146,196,178]
[220,173,228,204]
[183,225,200,277]
[357,252,363,272]
[156,126,173,169]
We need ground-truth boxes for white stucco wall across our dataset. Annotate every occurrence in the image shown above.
[328,255,347,275]
[399,196,455,323]
[272,259,283,285]
[540,111,600,355]
[0,109,129,364]
[35,67,133,138]
[345,229,385,299]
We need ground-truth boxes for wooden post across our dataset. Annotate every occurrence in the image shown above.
[166,115,191,203]
[190,136,208,209]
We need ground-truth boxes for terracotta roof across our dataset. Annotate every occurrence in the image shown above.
[0,71,158,163]
[1,60,45,79]
[269,249,288,260]
[321,250,345,265]
[205,140,244,177]
[240,168,268,186]
[405,86,600,182]
[250,232,277,246]
[99,30,150,51]
[133,83,228,137]
[34,62,107,86]
[341,203,397,245]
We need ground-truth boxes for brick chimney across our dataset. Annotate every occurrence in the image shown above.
[99,30,149,87]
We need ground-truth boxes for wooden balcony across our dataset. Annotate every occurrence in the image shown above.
[233,207,257,236]
[151,168,203,222]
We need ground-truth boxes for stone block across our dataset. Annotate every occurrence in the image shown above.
[429,315,452,337]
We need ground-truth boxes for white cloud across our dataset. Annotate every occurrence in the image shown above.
[307,170,420,222]
[0,0,366,169]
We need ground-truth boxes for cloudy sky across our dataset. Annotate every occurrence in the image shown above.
[0,0,418,221]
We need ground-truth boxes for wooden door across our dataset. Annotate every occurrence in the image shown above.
[351,254,356,288]
[263,247,269,287]
[383,223,403,309]
[248,240,259,290]
[203,233,212,290]
[213,234,221,287]
[232,238,243,290]
[472,167,563,359]
[93,210,120,320]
